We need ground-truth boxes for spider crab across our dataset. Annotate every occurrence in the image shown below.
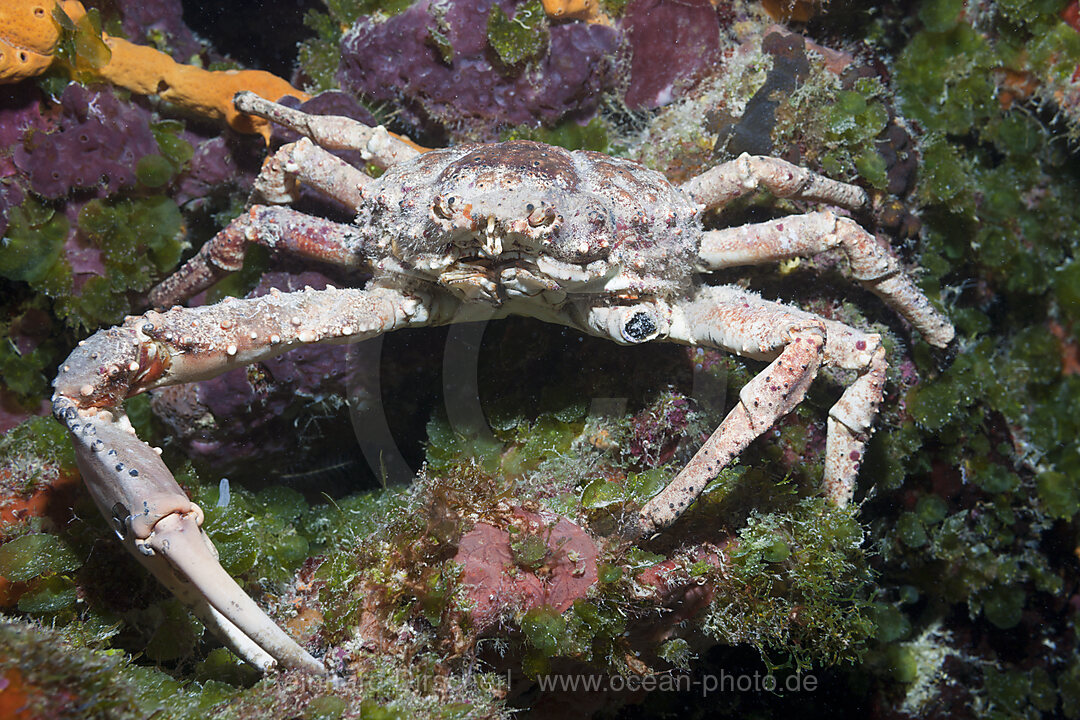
[51,92,954,674]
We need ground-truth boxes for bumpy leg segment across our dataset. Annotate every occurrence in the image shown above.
[698,211,955,347]
[252,137,373,209]
[679,153,869,212]
[234,91,424,168]
[612,286,886,535]
[53,286,430,671]
[149,206,366,308]
[822,322,887,505]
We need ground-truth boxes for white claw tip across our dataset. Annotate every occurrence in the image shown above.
[128,361,139,372]
[226,344,238,356]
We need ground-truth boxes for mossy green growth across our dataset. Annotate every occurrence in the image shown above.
[658,637,694,670]
[135,154,176,189]
[502,116,610,152]
[0,416,77,494]
[0,192,186,341]
[516,596,627,674]
[191,477,312,589]
[150,120,195,171]
[0,199,69,284]
[1036,470,1080,520]
[905,496,1062,617]
[702,498,874,670]
[980,584,1025,630]
[425,407,582,479]
[0,299,65,401]
[487,0,549,67]
[581,467,668,510]
[871,603,911,643]
[0,619,238,719]
[0,533,80,583]
[820,86,890,189]
[599,0,632,16]
[895,23,997,136]
[520,605,567,657]
[63,196,184,329]
[774,67,893,189]
[1061,655,1080,719]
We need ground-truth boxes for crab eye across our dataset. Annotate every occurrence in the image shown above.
[528,206,557,228]
[432,194,461,220]
[622,310,659,343]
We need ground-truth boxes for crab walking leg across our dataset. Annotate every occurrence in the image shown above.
[698,211,955,348]
[680,153,870,211]
[53,286,430,671]
[820,320,888,505]
[599,287,888,535]
[149,206,366,308]
[234,91,424,167]
[252,137,373,208]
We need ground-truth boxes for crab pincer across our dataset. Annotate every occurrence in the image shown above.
[53,321,326,673]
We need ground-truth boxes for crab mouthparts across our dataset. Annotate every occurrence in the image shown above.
[479,216,503,259]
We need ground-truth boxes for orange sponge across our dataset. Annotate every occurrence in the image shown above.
[0,0,309,139]
[0,0,66,82]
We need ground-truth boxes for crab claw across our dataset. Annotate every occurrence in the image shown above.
[55,395,325,674]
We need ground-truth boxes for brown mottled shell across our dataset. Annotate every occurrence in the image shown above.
[358,140,701,292]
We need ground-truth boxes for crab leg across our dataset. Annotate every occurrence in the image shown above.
[698,211,955,348]
[53,286,430,671]
[680,153,870,212]
[149,206,367,308]
[252,137,374,208]
[584,286,887,535]
[234,91,424,168]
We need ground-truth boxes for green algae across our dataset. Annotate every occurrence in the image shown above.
[135,153,176,188]
[486,0,548,67]
[0,299,64,402]
[0,533,80,583]
[501,116,610,152]
[150,120,196,171]
[0,188,185,380]
[0,199,69,284]
[701,498,874,671]
[0,416,77,493]
[188,473,314,589]
[520,605,567,657]
[52,4,112,83]
[0,619,239,720]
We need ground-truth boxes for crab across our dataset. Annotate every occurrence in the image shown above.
[51,92,954,675]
